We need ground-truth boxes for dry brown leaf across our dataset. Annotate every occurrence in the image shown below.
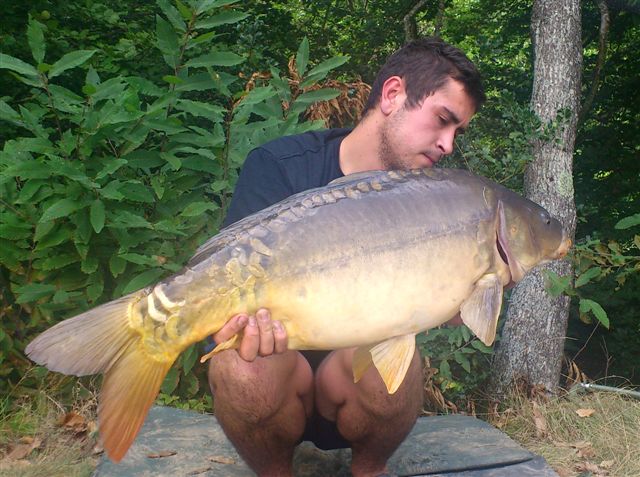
[59,411,88,433]
[572,440,593,449]
[209,455,235,465]
[576,408,597,418]
[147,450,177,458]
[599,460,614,469]
[577,445,596,459]
[575,461,604,474]
[6,437,41,461]
[186,466,212,475]
[532,401,548,438]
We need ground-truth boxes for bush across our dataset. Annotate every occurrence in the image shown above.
[0,0,347,403]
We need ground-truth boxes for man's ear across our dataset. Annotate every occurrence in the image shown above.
[379,76,406,115]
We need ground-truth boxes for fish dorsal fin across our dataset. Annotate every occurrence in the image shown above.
[460,273,503,346]
[328,170,385,186]
[361,334,416,394]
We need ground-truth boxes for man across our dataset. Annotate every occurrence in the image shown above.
[208,37,485,477]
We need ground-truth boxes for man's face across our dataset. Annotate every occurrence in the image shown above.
[379,78,475,170]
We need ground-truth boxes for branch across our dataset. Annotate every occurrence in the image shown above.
[404,0,429,42]
[579,0,610,125]
[434,0,446,36]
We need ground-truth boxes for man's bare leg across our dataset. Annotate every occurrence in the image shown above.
[208,349,313,477]
[315,347,423,477]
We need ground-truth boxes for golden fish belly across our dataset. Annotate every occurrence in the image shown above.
[258,231,489,350]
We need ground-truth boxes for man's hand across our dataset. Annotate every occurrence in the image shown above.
[211,308,288,362]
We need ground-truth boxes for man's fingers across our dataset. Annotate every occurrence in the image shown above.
[212,313,248,343]
[256,309,275,356]
[273,320,288,354]
[238,316,259,361]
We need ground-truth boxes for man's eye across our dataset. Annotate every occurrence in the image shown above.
[438,116,448,125]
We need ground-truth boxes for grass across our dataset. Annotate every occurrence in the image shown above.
[2,373,639,477]
[492,388,640,477]
[0,376,101,477]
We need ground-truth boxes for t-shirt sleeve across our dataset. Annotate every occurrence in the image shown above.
[222,147,293,228]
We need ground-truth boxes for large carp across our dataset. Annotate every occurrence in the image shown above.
[26,168,571,461]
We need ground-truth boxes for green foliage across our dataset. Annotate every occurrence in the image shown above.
[0,2,347,404]
[417,325,494,405]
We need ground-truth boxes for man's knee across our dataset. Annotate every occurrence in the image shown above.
[208,350,313,423]
[317,348,423,422]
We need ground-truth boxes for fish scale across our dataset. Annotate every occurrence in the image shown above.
[25,168,571,463]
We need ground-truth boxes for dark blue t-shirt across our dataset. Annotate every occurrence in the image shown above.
[222,128,350,227]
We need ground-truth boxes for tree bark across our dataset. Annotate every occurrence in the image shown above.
[489,0,582,396]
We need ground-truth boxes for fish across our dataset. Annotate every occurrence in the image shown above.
[26,168,571,462]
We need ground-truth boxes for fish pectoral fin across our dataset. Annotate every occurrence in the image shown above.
[352,345,374,383]
[460,273,503,346]
[369,334,416,394]
[199,335,239,363]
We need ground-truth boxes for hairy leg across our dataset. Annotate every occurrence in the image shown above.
[315,347,423,477]
[208,350,313,477]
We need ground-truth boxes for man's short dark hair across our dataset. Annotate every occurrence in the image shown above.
[362,37,485,116]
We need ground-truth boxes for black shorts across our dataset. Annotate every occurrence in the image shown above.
[299,351,351,450]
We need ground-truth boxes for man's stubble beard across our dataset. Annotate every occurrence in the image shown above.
[378,108,412,171]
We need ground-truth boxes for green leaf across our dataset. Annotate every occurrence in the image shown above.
[122,268,166,294]
[157,0,186,32]
[186,51,244,68]
[294,88,340,104]
[110,211,151,229]
[175,99,225,121]
[162,74,183,84]
[194,10,248,29]
[95,158,128,180]
[454,351,471,373]
[176,0,192,19]
[304,55,349,81]
[90,200,105,233]
[237,86,277,106]
[0,100,21,123]
[161,367,180,394]
[296,37,310,77]
[109,254,127,277]
[180,201,219,217]
[119,181,155,203]
[48,50,97,79]
[33,220,56,242]
[27,18,46,64]
[40,198,84,223]
[0,53,39,77]
[182,345,198,374]
[156,15,180,69]
[0,224,32,240]
[99,181,125,201]
[81,256,99,274]
[575,267,602,288]
[119,253,158,266]
[14,283,57,304]
[36,253,80,271]
[544,270,572,297]
[195,0,240,15]
[439,359,451,379]
[579,298,610,329]
[615,213,640,230]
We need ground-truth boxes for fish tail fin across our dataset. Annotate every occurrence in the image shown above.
[99,342,172,462]
[26,290,175,462]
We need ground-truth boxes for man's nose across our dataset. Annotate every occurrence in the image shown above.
[437,129,456,156]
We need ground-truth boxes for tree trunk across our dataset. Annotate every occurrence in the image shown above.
[489,0,582,396]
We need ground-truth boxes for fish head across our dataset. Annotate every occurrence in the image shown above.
[496,197,571,283]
